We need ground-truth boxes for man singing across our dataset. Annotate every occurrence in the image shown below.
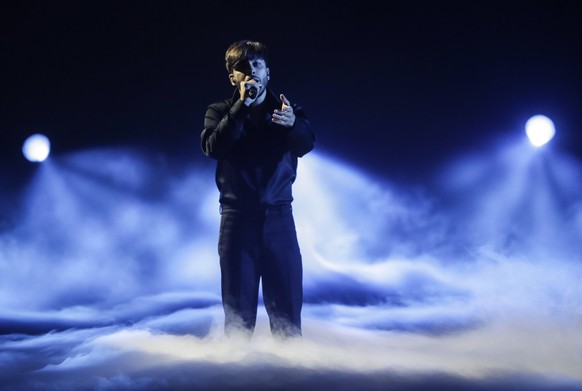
[201,40,315,338]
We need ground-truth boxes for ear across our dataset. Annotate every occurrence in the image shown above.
[229,74,236,86]
[266,67,270,80]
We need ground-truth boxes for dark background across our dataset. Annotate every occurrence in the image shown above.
[2,0,581,188]
[1,4,582,388]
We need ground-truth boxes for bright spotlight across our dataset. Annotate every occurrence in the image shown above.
[525,115,555,147]
[22,133,51,162]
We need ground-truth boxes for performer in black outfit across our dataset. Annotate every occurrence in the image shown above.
[201,40,315,338]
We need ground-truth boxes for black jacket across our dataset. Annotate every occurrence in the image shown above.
[201,89,315,208]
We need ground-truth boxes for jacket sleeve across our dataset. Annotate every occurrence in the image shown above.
[286,105,316,157]
[201,100,249,160]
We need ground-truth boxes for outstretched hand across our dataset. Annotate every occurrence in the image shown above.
[272,94,296,128]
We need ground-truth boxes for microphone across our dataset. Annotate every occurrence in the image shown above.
[247,85,258,99]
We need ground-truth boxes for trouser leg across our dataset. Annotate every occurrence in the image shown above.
[261,208,303,337]
[218,211,261,336]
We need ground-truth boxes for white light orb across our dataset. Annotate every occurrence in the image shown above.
[525,115,555,147]
[22,133,51,162]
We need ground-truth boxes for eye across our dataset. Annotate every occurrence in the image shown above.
[233,62,250,72]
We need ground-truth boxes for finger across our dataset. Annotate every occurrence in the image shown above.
[275,107,290,115]
[280,94,290,106]
[272,111,287,123]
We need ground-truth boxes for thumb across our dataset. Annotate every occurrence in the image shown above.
[280,94,290,106]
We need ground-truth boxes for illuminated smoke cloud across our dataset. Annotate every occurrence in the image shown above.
[1,142,582,390]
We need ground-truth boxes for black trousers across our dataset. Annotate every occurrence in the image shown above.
[218,204,303,337]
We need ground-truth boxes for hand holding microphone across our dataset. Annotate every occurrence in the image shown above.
[247,85,258,99]
[240,79,262,105]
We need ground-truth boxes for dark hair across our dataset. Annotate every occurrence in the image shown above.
[225,40,269,73]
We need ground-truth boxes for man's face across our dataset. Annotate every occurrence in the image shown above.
[229,57,270,94]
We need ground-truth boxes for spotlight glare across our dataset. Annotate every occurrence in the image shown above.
[22,133,51,162]
[525,115,555,147]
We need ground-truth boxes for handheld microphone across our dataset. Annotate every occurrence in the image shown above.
[247,86,258,99]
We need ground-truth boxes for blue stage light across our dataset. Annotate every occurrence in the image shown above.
[22,133,51,162]
[525,115,555,147]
